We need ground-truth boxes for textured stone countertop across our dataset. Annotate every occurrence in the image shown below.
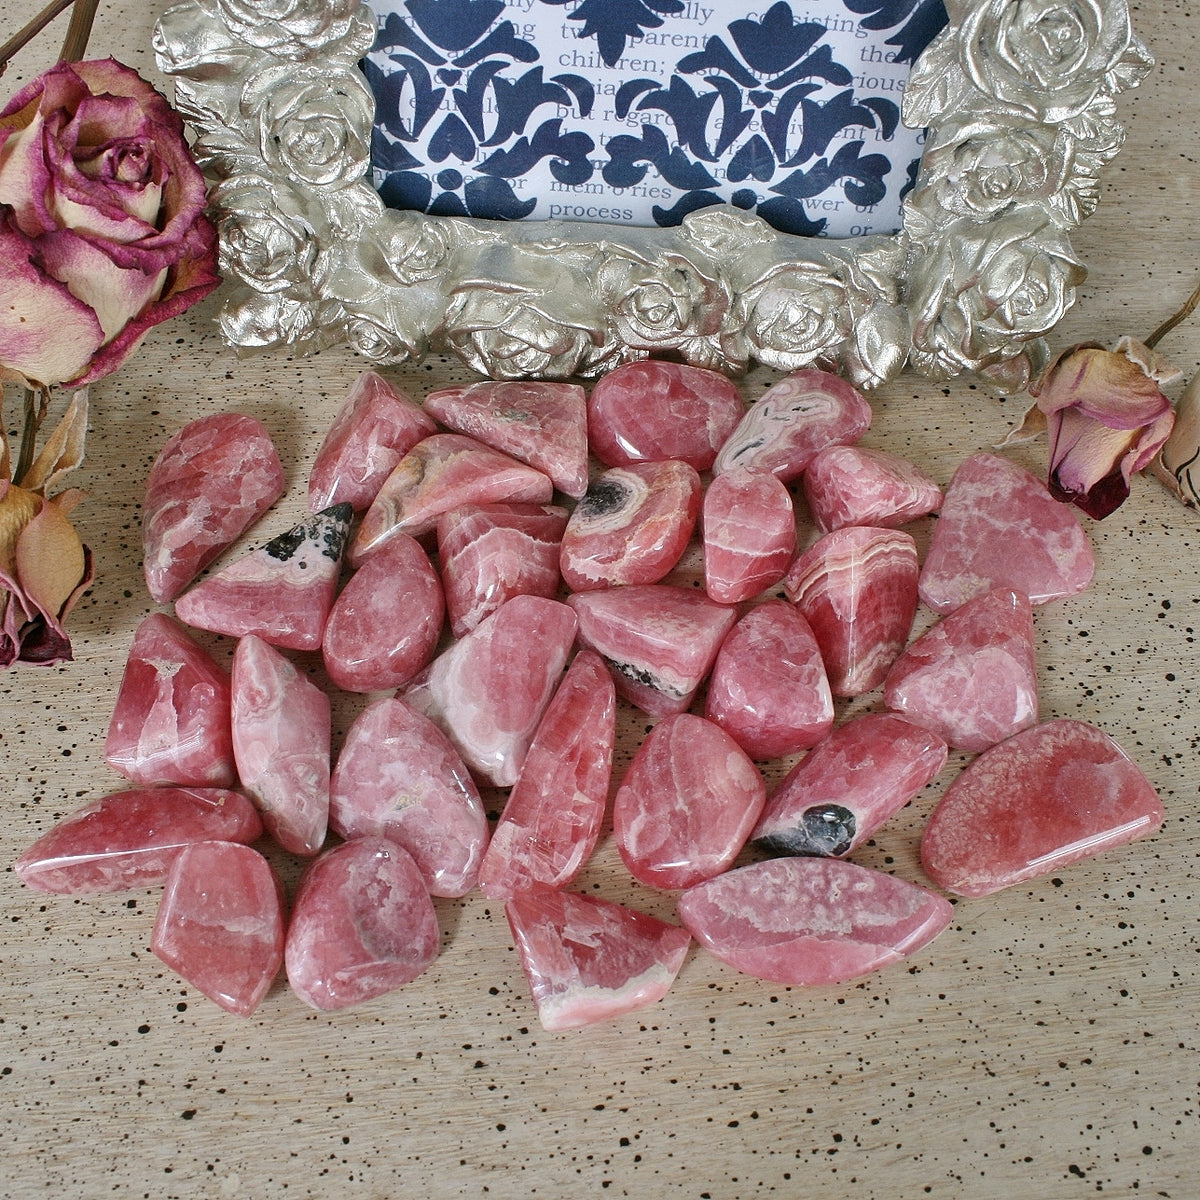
[2,2,1198,1197]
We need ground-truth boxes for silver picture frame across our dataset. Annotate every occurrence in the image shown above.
[152,0,1152,389]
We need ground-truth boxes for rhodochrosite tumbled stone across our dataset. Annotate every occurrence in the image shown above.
[803,445,943,534]
[329,697,487,898]
[586,359,743,470]
[703,601,833,760]
[884,587,1038,751]
[921,719,1165,897]
[702,467,796,604]
[232,635,331,856]
[919,453,1095,613]
[613,713,766,890]
[559,460,701,592]
[438,503,568,637]
[403,595,577,787]
[285,837,440,1011]
[478,650,616,899]
[751,713,948,857]
[679,857,953,985]
[784,526,919,696]
[321,533,444,692]
[143,414,284,602]
[152,841,285,1016]
[307,371,435,513]
[506,888,691,1031]
[104,612,235,788]
[351,433,554,561]
[174,504,353,651]
[424,379,589,498]
[712,369,871,481]
[14,788,262,894]
[568,584,736,717]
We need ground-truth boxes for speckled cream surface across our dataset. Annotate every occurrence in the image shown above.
[2,2,1199,1196]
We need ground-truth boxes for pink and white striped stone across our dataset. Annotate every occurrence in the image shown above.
[702,467,796,604]
[803,445,942,534]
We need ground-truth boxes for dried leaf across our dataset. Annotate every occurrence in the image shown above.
[20,389,89,494]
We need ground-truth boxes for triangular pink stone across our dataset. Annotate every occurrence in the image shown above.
[478,650,616,899]
[921,719,1164,897]
[506,888,691,1031]
[678,857,953,985]
[883,587,1038,751]
[424,379,589,498]
[351,433,554,562]
[105,612,236,788]
[919,453,1095,613]
[174,504,352,651]
[803,445,942,534]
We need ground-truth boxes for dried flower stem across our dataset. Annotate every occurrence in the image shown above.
[1144,277,1200,351]
[13,386,50,486]
[0,0,99,77]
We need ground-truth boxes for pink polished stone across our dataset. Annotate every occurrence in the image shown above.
[104,613,235,788]
[784,525,919,697]
[559,460,701,592]
[424,379,589,498]
[152,841,285,1016]
[329,697,488,898]
[402,595,577,787]
[803,445,943,534]
[921,719,1165,897]
[751,712,948,857]
[614,713,766,890]
[712,369,871,482]
[587,359,743,470]
[231,635,331,856]
[308,370,436,513]
[478,650,616,899]
[14,788,262,894]
[703,601,833,760]
[919,452,1095,614]
[702,467,796,604]
[143,414,285,603]
[322,533,444,692]
[438,503,568,637]
[351,433,554,562]
[567,584,737,717]
[678,857,953,985]
[883,587,1038,751]
[174,504,353,651]
[285,837,440,1011]
[506,888,691,1031]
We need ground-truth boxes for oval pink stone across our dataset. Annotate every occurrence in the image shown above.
[613,713,766,890]
[587,360,744,470]
[678,857,954,985]
[702,467,796,604]
[285,837,440,1011]
[803,445,942,534]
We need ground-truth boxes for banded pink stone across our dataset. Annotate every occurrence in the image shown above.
[587,359,744,470]
[803,445,942,534]
[308,371,435,513]
[438,503,568,637]
[559,459,701,592]
[921,719,1165,897]
[104,612,235,788]
[478,650,616,899]
[285,837,440,1011]
[506,888,691,1031]
[751,712,948,857]
[567,584,737,717]
[614,713,766,890]
[703,600,833,760]
[424,379,589,498]
[701,467,796,604]
[883,587,1038,751]
[143,414,284,602]
[713,369,871,482]
[329,697,487,898]
[678,857,954,985]
[14,788,262,894]
[784,525,919,697]
[919,452,1095,614]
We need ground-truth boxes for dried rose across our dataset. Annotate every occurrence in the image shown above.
[0,59,220,390]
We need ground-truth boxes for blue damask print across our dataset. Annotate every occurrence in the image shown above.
[540,0,686,67]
